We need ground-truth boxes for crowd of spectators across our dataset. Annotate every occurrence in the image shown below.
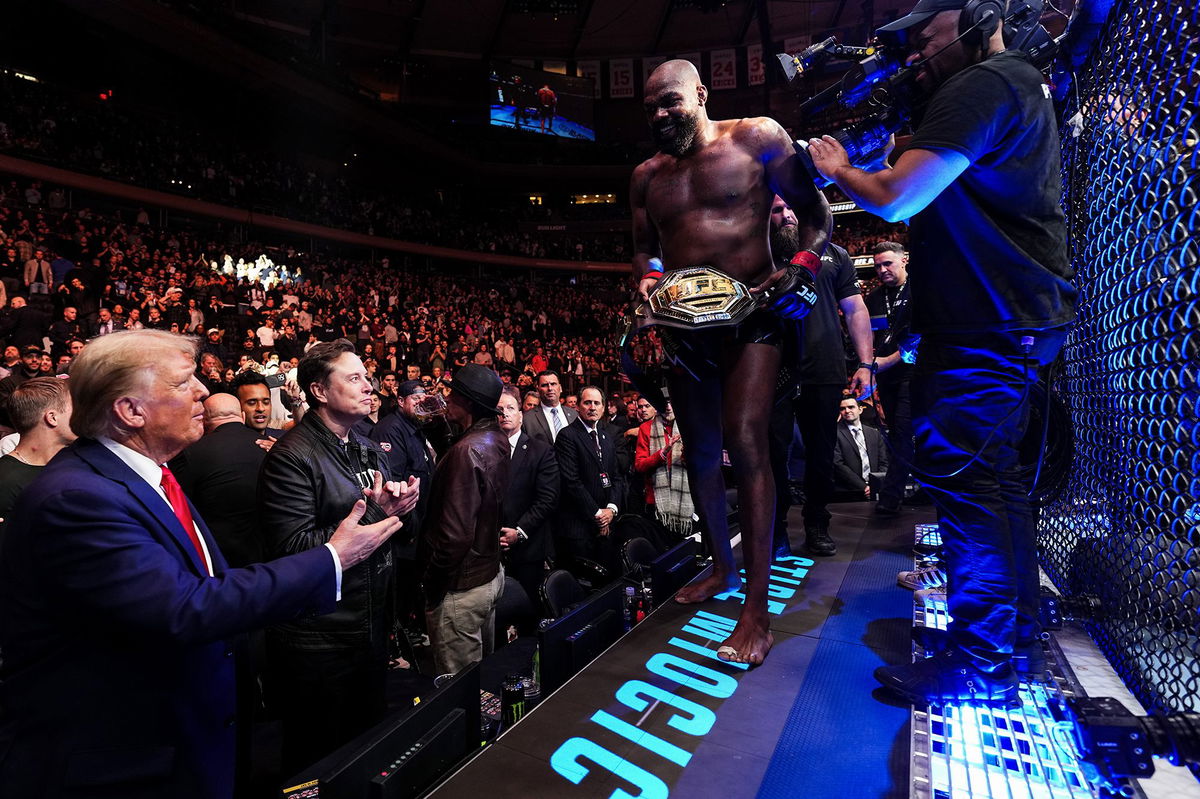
[1,71,902,268]
[0,177,634,419]
[0,72,632,262]
[0,155,906,795]
[0,172,908,423]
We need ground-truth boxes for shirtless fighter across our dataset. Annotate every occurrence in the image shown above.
[631,60,831,664]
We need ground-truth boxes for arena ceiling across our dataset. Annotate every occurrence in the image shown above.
[230,0,916,63]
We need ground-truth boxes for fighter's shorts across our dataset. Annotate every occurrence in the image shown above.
[620,265,796,383]
[658,310,788,380]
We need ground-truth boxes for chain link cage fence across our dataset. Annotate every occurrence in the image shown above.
[1038,0,1199,761]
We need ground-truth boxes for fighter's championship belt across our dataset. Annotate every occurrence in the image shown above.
[644,266,755,325]
[619,264,818,346]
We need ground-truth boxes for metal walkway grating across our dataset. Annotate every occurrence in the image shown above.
[907,525,1136,799]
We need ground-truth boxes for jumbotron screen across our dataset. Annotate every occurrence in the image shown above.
[488,62,596,141]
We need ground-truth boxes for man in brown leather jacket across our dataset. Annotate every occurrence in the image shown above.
[418,364,511,675]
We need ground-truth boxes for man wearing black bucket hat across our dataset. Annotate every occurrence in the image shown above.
[807,0,1075,706]
[418,364,512,675]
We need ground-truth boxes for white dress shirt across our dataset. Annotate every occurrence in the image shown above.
[541,403,567,441]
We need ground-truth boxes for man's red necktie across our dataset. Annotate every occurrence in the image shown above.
[160,465,211,574]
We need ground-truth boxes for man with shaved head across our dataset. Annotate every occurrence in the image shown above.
[631,58,832,665]
[170,392,274,568]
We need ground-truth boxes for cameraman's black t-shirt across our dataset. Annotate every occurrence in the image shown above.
[906,50,1076,335]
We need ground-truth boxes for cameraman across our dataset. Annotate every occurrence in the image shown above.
[808,0,1076,706]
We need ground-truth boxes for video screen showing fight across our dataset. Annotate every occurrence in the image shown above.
[488,62,596,141]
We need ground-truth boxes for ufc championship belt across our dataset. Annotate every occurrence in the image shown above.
[619,263,818,347]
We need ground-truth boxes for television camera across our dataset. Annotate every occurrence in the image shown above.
[776,0,1060,185]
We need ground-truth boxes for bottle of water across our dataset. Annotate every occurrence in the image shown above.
[622,585,636,632]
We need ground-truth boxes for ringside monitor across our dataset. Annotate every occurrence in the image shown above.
[280,664,482,799]
[537,580,625,694]
[651,538,702,607]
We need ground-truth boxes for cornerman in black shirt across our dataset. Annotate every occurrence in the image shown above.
[767,199,876,558]
[808,0,1076,706]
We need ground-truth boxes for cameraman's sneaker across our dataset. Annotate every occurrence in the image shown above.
[874,649,1019,708]
[911,627,1049,677]
[897,564,946,591]
[913,587,947,605]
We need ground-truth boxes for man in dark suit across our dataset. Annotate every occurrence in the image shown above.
[0,330,403,799]
[497,385,560,602]
[522,370,578,445]
[93,307,118,337]
[0,295,51,350]
[832,397,889,499]
[170,392,270,568]
[554,385,624,570]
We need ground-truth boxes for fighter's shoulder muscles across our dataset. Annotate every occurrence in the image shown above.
[736,117,823,214]
[738,116,832,252]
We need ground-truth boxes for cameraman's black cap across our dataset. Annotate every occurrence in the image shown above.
[877,0,967,37]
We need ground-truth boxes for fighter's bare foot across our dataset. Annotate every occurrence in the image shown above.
[674,572,741,605]
[716,616,774,666]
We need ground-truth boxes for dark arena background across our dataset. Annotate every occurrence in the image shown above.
[0,0,1197,798]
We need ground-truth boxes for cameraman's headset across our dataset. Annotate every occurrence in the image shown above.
[960,0,1004,49]
[956,0,1044,55]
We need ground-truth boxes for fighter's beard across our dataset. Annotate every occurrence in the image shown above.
[655,113,700,157]
[770,224,801,262]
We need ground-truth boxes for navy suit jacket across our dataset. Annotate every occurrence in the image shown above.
[554,419,624,542]
[502,432,559,565]
[0,438,337,799]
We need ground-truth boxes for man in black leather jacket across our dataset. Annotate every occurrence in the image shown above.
[418,364,511,676]
[259,339,420,775]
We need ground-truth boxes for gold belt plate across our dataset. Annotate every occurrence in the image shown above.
[644,266,757,327]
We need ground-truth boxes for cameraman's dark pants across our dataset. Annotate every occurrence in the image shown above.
[876,376,913,509]
[912,328,1066,672]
